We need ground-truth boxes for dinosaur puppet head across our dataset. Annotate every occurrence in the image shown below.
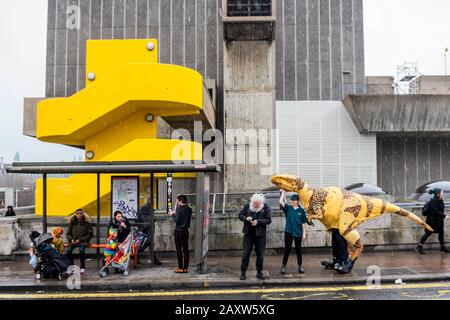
[271,174,307,192]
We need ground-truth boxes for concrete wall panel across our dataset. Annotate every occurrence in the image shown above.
[378,136,450,198]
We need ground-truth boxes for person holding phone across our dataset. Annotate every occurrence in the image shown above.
[169,195,192,273]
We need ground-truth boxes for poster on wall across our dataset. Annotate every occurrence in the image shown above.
[167,173,173,213]
[111,176,139,219]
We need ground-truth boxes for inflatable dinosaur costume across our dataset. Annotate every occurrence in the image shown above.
[271,174,433,273]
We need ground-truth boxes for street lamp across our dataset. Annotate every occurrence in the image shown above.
[15,187,30,208]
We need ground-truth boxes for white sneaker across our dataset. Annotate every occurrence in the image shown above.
[80,268,85,274]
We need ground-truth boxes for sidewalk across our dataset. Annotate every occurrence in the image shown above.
[1,250,450,292]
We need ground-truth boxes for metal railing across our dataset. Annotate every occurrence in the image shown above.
[227,0,272,17]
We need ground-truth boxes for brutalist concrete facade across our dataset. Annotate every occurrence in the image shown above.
[343,94,450,198]
[44,0,366,193]
[45,0,366,128]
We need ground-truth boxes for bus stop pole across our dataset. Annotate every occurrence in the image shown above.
[43,173,47,233]
[149,173,154,267]
[194,172,205,273]
[96,173,101,268]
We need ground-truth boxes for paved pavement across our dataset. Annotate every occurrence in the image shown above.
[1,249,450,292]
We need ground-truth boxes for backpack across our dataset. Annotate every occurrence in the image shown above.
[422,201,431,216]
[138,232,150,253]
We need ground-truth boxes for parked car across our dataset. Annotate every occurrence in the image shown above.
[262,186,297,210]
[344,183,396,202]
[410,181,450,202]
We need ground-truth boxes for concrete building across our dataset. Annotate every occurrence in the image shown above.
[10,0,450,256]
[21,0,450,209]
[23,0,367,199]
[366,76,394,95]
[412,75,450,94]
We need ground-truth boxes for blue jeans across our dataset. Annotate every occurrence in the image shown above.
[67,244,87,269]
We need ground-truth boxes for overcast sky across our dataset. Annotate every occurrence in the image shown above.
[0,0,449,163]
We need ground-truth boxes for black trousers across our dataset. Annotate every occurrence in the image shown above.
[66,244,87,269]
[174,230,189,269]
[332,229,349,264]
[282,232,302,266]
[241,234,266,272]
[420,229,445,246]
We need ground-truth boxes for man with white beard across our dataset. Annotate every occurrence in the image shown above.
[238,193,272,280]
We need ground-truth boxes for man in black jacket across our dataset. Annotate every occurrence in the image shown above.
[239,193,272,280]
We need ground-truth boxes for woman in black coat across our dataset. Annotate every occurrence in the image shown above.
[415,188,449,254]
[109,210,131,243]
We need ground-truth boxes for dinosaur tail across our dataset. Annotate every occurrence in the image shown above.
[384,202,433,232]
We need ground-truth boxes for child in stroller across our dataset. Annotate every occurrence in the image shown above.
[29,231,71,280]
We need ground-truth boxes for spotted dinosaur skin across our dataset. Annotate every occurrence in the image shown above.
[271,174,433,263]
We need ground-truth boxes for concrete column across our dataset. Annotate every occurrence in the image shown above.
[223,40,276,193]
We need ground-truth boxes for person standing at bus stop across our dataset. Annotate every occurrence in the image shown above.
[169,195,192,273]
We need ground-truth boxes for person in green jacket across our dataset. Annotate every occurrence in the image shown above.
[279,190,308,274]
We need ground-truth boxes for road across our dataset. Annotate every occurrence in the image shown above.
[1,281,450,300]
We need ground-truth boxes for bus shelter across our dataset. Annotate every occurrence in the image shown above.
[6,161,220,272]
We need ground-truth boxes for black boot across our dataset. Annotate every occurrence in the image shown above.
[415,243,426,254]
[280,265,286,274]
[441,245,450,253]
[154,256,162,265]
[256,271,265,280]
[240,270,246,280]
[336,259,355,274]
[321,259,335,270]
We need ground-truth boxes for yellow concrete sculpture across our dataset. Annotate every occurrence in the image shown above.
[271,174,433,273]
[35,39,203,216]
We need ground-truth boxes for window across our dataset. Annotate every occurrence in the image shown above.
[227,0,272,17]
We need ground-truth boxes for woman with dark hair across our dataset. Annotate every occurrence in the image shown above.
[169,195,192,273]
[415,188,450,254]
[109,210,131,243]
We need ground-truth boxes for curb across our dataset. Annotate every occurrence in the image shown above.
[1,273,450,293]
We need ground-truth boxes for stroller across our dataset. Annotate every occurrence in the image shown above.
[29,231,71,280]
[99,230,137,277]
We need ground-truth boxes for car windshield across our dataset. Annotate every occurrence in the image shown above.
[345,183,386,195]
[415,181,450,193]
